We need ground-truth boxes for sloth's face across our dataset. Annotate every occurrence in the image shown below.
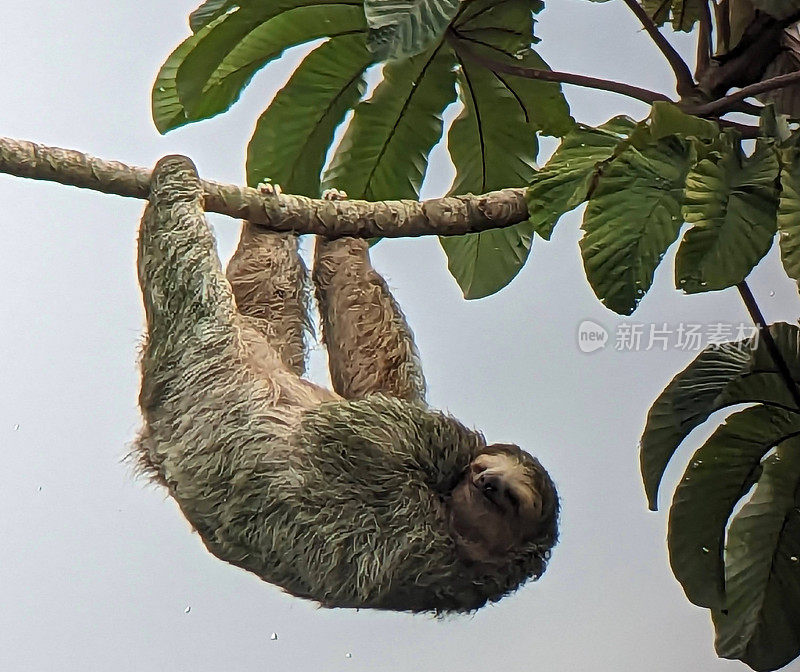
[447,444,554,563]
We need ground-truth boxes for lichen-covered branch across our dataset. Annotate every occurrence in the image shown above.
[0,136,528,239]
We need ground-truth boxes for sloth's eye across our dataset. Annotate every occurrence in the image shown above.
[506,491,519,511]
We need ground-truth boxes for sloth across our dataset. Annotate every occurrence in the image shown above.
[134,155,559,612]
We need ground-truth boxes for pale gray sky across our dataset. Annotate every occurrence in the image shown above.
[1,1,798,671]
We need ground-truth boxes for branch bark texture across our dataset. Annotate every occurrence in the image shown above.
[0,137,529,239]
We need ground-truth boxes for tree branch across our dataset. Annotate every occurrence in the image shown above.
[686,70,800,116]
[0,136,530,239]
[619,0,697,96]
[456,43,672,106]
[695,0,713,81]
[696,11,797,100]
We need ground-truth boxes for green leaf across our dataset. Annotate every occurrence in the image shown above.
[440,225,536,299]
[648,102,720,141]
[364,0,461,60]
[641,0,671,25]
[640,323,800,510]
[445,56,546,193]
[152,12,230,133]
[778,146,800,281]
[640,0,704,30]
[677,137,779,293]
[152,1,365,132]
[643,322,800,669]
[760,105,793,143]
[668,0,705,31]
[189,0,236,32]
[668,406,800,609]
[322,44,458,200]
[246,35,372,196]
[526,117,637,240]
[177,1,366,121]
[580,135,691,315]
[453,0,543,54]
[712,445,800,670]
[441,53,539,299]
[449,0,570,138]
[439,43,571,299]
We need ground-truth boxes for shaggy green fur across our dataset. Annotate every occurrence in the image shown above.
[135,156,554,612]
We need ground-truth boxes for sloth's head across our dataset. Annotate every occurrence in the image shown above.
[447,443,559,564]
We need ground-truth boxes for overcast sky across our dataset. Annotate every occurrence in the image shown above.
[1,1,799,671]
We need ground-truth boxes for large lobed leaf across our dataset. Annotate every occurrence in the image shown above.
[668,406,797,609]
[641,323,800,510]
[440,49,572,297]
[439,0,572,299]
[322,44,458,199]
[713,445,800,671]
[246,36,373,195]
[642,323,800,670]
[159,0,573,302]
[677,137,780,294]
[364,0,461,61]
[453,0,543,54]
[153,0,365,132]
[581,134,692,315]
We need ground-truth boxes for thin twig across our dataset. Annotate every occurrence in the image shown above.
[0,136,530,239]
[688,70,800,116]
[737,281,800,410]
[456,43,672,105]
[716,118,760,137]
[619,0,697,96]
[727,100,764,116]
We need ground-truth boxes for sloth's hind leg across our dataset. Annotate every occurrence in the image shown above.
[226,224,309,377]
[313,194,426,401]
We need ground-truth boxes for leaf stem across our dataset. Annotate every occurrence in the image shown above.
[619,0,697,96]
[456,43,672,106]
[736,281,800,409]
